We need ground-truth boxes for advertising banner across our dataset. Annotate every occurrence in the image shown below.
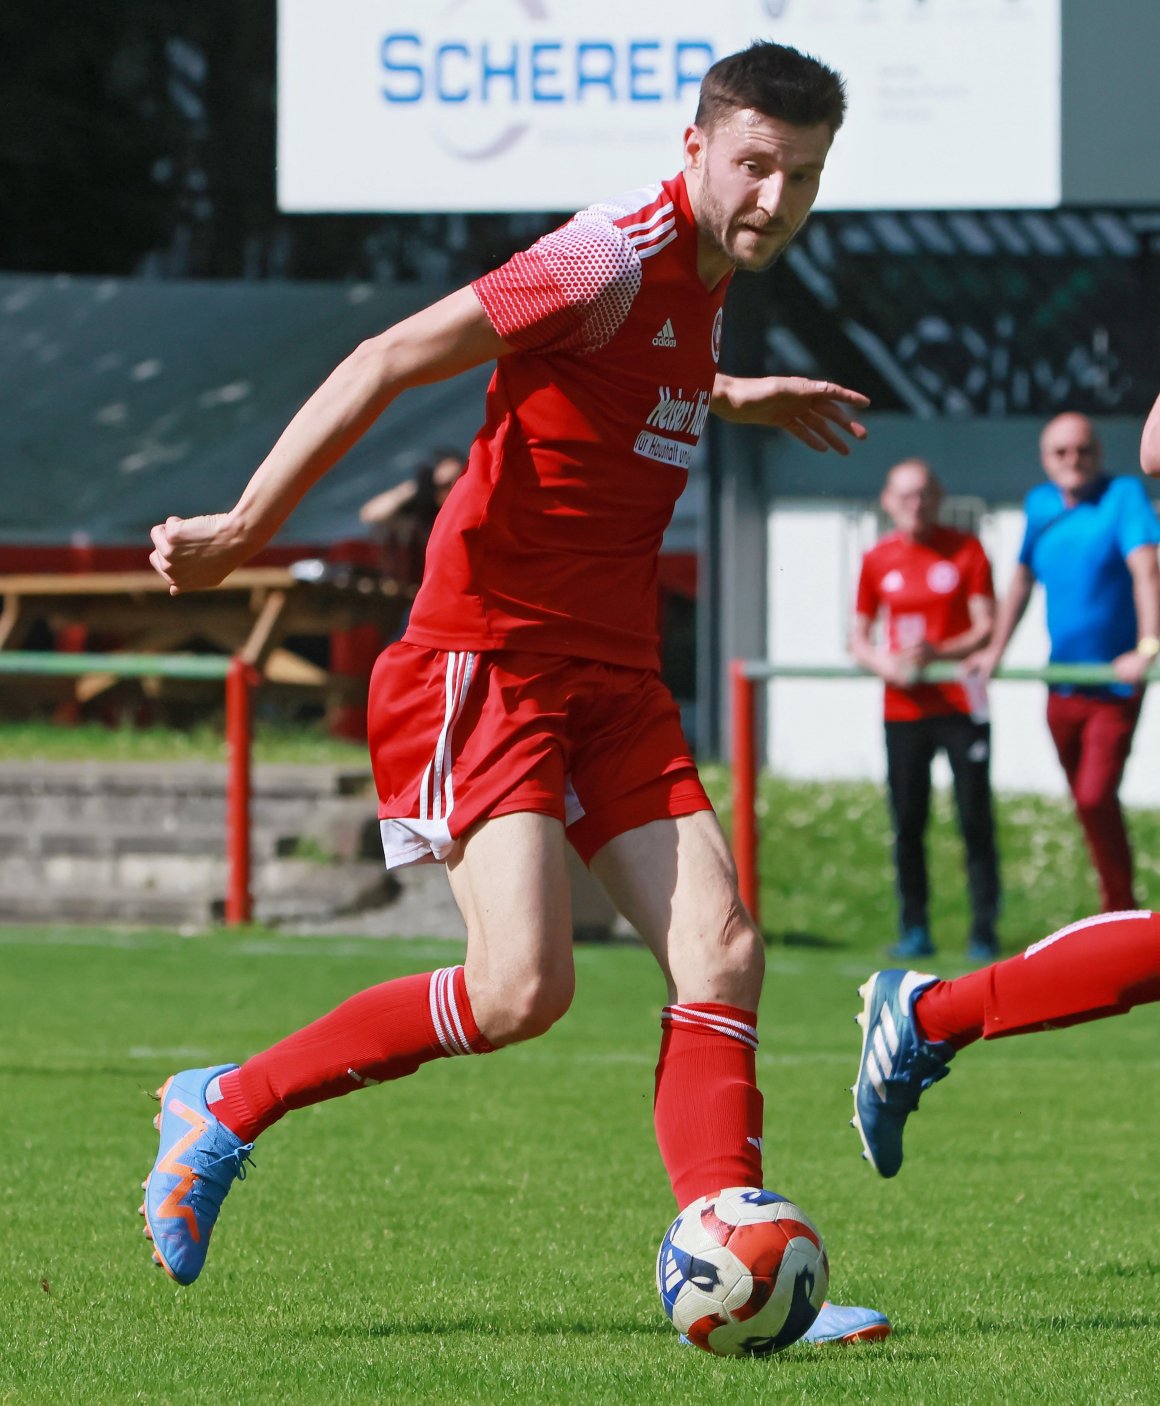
[277,0,1061,212]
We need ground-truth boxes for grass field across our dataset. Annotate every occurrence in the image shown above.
[2,940,1158,1402]
[2,770,1159,1403]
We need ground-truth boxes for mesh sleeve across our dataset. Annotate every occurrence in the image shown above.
[472,209,642,356]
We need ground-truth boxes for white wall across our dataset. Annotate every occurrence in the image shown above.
[764,501,1160,805]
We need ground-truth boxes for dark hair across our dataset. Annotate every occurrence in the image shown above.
[695,41,846,136]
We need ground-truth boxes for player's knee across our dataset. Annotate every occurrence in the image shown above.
[479,964,576,1047]
[720,908,765,988]
[689,904,764,1005]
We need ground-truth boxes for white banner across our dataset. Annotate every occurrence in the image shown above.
[277,0,1060,213]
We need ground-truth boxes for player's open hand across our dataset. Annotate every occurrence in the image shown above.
[712,375,870,454]
[149,513,249,595]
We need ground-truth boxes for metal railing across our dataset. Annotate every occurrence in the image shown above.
[0,651,259,925]
[730,659,1136,925]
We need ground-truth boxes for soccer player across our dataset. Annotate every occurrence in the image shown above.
[141,42,886,1346]
[849,459,1000,960]
[851,910,1160,1177]
[967,413,1160,913]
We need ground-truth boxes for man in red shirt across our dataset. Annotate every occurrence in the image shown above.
[850,459,1000,961]
[140,41,886,1347]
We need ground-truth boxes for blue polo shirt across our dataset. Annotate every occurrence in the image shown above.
[1018,473,1160,692]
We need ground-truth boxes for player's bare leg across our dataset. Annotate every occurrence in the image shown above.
[593,809,762,1007]
[592,811,890,1345]
[446,811,576,1046]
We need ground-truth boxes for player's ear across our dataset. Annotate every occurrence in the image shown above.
[683,124,707,172]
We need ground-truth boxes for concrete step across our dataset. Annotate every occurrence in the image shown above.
[0,884,213,928]
[0,760,635,938]
[0,823,284,861]
[0,761,375,831]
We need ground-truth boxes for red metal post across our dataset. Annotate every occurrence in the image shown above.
[730,659,759,925]
[225,656,256,926]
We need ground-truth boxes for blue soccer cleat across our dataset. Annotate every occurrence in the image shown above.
[140,1064,255,1285]
[851,969,954,1178]
[799,1300,892,1345]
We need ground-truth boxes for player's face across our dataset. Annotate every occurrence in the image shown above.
[1040,414,1102,500]
[685,109,831,283]
[882,463,941,539]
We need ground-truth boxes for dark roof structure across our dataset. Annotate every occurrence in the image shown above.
[746,208,1160,421]
[0,273,493,545]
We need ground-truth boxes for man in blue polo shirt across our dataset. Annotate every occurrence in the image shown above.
[970,412,1160,912]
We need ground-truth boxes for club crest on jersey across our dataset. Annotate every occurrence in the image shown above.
[652,318,678,348]
[711,308,723,363]
[927,561,960,594]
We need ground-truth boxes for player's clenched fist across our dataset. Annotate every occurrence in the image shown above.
[149,513,248,595]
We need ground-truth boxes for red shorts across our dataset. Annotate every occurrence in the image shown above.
[367,644,711,868]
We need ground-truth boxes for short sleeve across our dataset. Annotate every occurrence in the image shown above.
[472,208,642,356]
[855,555,880,618]
[1017,489,1042,572]
[1114,476,1160,558]
[964,536,995,599]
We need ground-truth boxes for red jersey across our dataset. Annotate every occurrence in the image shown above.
[403,173,728,669]
[855,525,995,722]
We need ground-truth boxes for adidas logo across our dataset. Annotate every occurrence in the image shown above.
[652,318,678,348]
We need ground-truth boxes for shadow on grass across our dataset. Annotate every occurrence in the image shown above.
[315,1318,672,1339]
[771,930,844,950]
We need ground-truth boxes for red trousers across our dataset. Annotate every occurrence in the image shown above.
[1046,690,1143,912]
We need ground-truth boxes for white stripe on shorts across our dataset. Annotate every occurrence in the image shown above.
[419,651,477,823]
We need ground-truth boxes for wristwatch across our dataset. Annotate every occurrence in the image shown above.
[1136,636,1160,659]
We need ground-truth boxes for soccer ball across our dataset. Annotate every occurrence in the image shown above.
[656,1187,828,1356]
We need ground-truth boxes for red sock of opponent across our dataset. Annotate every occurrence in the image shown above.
[915,910,1160,1049]
[207,965,492,1142]
[654,1003,764,1209]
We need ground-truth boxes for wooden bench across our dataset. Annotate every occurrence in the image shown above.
[0,566,411,706]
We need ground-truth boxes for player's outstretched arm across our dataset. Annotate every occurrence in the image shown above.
[149,288,509,594]
[710,374,870,455]
[1141,391,1160,477]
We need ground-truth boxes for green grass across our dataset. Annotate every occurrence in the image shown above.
[3,761,1160,1401]
[705,769,1160,953]
[2,915,1158,1403]
[0,720,369,766]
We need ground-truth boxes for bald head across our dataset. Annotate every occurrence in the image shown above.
[1040,413,1102,503]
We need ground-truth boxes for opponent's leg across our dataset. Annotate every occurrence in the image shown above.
[143,812,572,1284]
[852,910,1160,1177]
[915,907,1160,1043]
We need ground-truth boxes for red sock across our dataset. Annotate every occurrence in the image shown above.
[208,965,492,1142]
[915,910,1160,1048]
[654,1003,764,1209]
